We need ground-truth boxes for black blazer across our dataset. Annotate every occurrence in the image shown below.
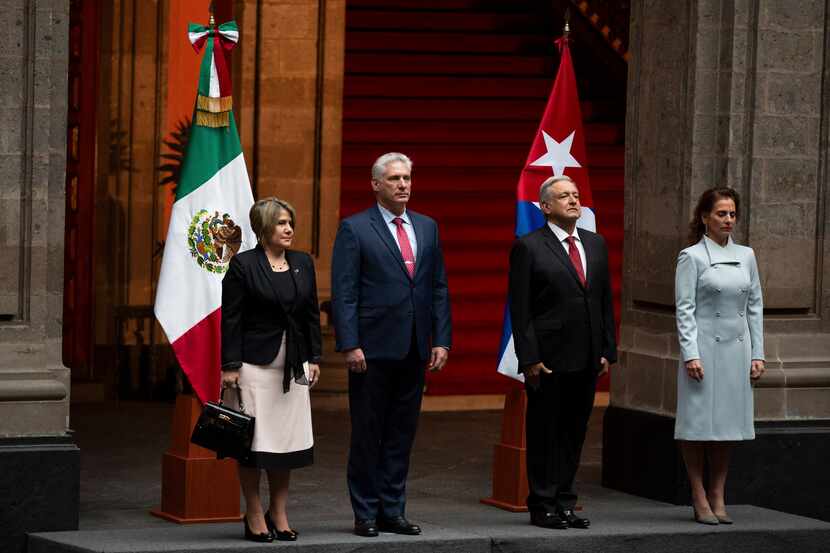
[221,245,322,371]
[508,224,617,374]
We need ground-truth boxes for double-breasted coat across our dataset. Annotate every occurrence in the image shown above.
[674,235,764,441]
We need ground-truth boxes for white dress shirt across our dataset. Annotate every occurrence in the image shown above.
[548,221,587,278]
[378,203,418,260]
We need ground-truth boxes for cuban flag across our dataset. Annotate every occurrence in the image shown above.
[497,36,596,381]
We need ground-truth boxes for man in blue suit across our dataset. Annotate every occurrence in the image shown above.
[331,152,451,537]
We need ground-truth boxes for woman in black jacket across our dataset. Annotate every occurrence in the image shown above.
[221,197,322,542]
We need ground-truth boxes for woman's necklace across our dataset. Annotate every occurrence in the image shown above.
[266,249,288,271]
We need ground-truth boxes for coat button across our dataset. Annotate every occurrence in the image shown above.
[716,288,721,293]
[715,312,721,317]
[715,336,721,342]
[738,336,744,342]
[739,312,744,317]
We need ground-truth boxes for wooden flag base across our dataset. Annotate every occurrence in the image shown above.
[481,387,529,512]
[150,394,242,523]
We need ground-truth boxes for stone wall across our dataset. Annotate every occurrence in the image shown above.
[0,1,79,550]
[615,0,830,421]
[606,0,830,521]
[0,0,72,436]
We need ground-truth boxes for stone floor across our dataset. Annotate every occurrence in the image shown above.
[70,398,598,529]
[32,399,827,553]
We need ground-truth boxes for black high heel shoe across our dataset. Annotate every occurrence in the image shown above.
[265,510,298,541]
[244,514,274,542]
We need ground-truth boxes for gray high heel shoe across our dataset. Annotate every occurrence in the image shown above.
[693,508,719,525]
[714,512,733,524]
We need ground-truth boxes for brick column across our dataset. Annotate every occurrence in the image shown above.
[235,0,345,300]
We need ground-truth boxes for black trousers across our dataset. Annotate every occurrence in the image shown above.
[525,368,597,513]
[347,342,425,522]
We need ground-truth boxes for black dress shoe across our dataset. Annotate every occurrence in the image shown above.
[378,516,421,535]
[354,519,379,537]
[559,509,590,529]
[530,511,569,529]
[243,514,274,542]
[264,510,298,541]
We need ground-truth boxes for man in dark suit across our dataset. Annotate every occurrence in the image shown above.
[509,175,617,530]
[331,152,451,537]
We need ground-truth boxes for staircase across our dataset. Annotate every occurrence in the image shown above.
[341,0,627,394]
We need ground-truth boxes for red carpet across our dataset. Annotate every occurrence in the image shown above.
[341,0,625,394]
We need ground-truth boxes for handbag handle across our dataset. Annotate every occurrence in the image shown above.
[219,384,246,414]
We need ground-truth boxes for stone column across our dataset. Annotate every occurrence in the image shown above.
[603,0,830,522]
[0,1,79,551]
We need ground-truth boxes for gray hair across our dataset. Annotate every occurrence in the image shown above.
[539,175,576,203]
[371,152,413,181]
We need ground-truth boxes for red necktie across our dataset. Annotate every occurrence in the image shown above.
[565,236,586,286]
[393,217,416,278]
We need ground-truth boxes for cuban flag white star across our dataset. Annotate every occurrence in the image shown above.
[530,130,581,176]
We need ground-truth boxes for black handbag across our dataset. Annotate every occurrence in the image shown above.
[191,385,255,462]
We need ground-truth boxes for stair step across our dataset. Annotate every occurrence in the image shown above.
[445,250,510,272]
[347,52,553,77]
[31,504,830,553]
[348,10,554,33]
[343,120,624,145]
[344,97,624,122]
[341,165,621,184]
[348,0,545,12]
[345,75,557,99]
[346,31,553,55]
[341,144,624,169]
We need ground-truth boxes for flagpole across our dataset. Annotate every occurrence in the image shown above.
[152,4,251,524]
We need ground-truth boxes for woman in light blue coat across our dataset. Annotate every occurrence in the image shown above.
[675,187,765,525]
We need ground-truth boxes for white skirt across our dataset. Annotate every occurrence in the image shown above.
[226,335,314,469]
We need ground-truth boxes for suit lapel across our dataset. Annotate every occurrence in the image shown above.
[541,225,585,290]
[411,212,426,280]
[369,206,411,280]
[581,233,597,292]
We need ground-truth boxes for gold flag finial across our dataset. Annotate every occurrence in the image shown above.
[564,7,571,37]
[209,0,215,26]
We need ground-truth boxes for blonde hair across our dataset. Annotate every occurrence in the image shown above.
[249,197,296,244]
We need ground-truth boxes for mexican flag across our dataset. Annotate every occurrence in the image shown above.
[155,20,255,404]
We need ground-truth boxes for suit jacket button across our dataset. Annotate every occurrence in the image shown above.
[716,288,721,293]
[715,312,721,317]
[715,336,721,342]
[738,336,744,342]
[739,311,744,317]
